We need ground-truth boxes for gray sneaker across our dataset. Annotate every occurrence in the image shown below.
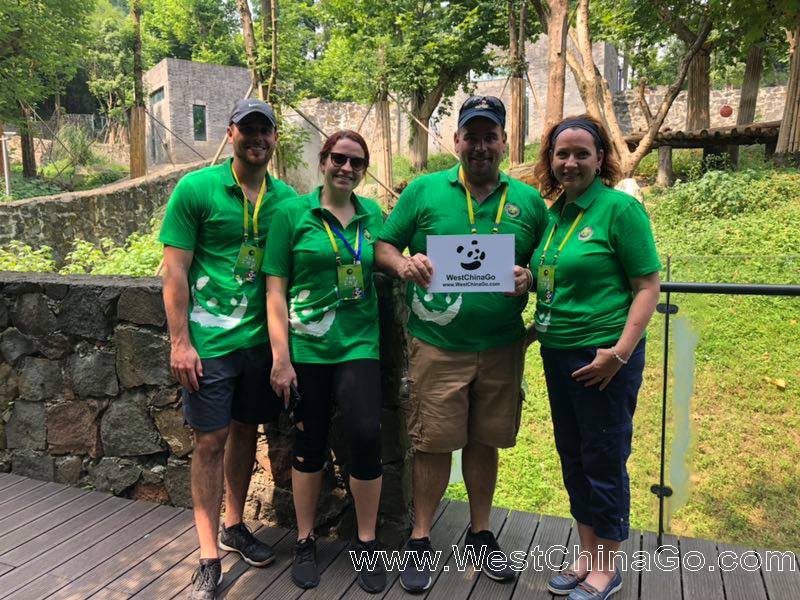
[218,522,275,567]
[399,537,434,593]
[190,560,222,600]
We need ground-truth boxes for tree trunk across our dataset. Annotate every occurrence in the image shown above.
[544,0,569,134]
[408,91,437,170]
[259,0,272,101]
[686,46,710,131]
[237,0,262,97]
[130,0,146,178]
[729,44,764,166]
[377,90,394,206]
[508,0,527,165]
[657,146,674,186]
[19,104,37,178]
[776,26,800,161]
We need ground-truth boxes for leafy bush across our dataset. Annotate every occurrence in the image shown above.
[0,241,56,272]
[59,230,162,276]
[53,124,96,166]
[653,169,800,219]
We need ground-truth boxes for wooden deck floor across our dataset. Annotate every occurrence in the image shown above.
[0,472,798,599]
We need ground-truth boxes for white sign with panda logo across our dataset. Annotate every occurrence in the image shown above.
[426,234,515,293]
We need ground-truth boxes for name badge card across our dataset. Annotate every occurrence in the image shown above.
[427,234,515,293]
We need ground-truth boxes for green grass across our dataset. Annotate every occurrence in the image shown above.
[1,161,128,202]
[446,167,800,551]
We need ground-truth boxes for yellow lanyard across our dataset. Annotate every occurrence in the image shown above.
[231,165,267,240]
[322,218,361,265]
[459,166,508,234]
[539,208,585,265]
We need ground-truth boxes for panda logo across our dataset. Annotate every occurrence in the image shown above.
[456,239,486,271]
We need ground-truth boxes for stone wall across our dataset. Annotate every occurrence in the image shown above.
[0,271,411,545]
[613,85,787,134]
[0,162,202,265]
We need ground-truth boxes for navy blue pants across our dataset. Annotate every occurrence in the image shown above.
[540,339,645,542]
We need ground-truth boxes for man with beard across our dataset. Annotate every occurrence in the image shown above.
[375,96,549,591]
[160,99,297,600]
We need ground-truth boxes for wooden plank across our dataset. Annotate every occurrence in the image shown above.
[127,523,265,600]
[639,532,681,600]
[680,537,725,600]
[46,510,196,600]
[88,588,132,600]
[0,562,13,577]
[0,473,26,491]
[613,529,641,600]
[341,497,453,600]
[425,507,508,600]
[0,481,64,517]
[0,478,46,503]
[717,542,768,600]
[758,548,800,600]
[0,485,88,537]
[0,499,154,598]
[382,499,471,600]
[0,490,110,556]
[469,510,539,600]
[510,514,572,600]
[219,529,296,599]
[253,538,349,600]
[106,523,200,596]
[0,496,129,564]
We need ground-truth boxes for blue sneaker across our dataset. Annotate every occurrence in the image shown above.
[567,570,622,600]
[547,569,588,595]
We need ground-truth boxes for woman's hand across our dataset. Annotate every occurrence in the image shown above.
[571,348,624,390]
[271,357,297,407]
[504,266,533,297]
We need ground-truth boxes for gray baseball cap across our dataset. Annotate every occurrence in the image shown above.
[458,95,506,129]
[229,99,277,127]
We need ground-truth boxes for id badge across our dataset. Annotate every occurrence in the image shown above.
[537,264,556,304]
[336,262,365,302]
[233,242,264,283]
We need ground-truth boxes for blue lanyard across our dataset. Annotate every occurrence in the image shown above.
[323,218,363,263]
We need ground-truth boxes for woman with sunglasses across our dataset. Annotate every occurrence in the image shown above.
[263,130,385,593]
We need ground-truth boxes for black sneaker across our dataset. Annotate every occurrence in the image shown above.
[399,537,434,593]
[292,535,320,589]
[190,559,222,600]
[351,538,387,594]
[218,522,275,567]
[464,529,516,582]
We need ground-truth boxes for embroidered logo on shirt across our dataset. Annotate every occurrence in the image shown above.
[504,203,521,218]
[578,226,593,241]
[363,228,372,240]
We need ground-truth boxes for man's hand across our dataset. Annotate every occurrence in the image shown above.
[504,265,533,297]
[398,253,433,288]
[571,348,623,390]
[271,357,298,407]
[170,341,203,392]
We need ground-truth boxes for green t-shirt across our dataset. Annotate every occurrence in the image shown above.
[534,177,662,349]
[262,187,384,364]
[159,158,298,359]
[379,163,550,352]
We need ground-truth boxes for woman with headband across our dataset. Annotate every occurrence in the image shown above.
[263,130,385,593]
[531,115,661,600]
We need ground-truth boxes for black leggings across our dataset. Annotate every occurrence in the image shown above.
[292,359,382,481]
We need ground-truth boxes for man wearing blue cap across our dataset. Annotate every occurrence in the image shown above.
[376,96,550,590]
[160,99,297,599]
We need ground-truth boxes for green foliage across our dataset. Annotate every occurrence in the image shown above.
[0,242,56,272]
[0,0,94,123]
[52,124,96,166]
[276,120,311,172]
[653,169,800,220]
[59,229,161,276]
[1,166,64,202]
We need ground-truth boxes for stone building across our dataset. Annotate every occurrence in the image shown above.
[143,58,251,167]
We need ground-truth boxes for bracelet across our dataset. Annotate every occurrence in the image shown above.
[611,346,628,364]
[610,346,628,365]
[525,268,534,292]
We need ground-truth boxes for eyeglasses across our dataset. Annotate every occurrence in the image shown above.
[329,152,367,171]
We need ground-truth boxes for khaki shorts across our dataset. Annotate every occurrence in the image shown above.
[403,336,526,453]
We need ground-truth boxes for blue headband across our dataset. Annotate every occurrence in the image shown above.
[550,119,603,151]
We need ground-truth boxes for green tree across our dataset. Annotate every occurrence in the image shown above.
[0,0,94,176]
[317,0,506,169]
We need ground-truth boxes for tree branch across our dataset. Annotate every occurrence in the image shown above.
[637,80,654,128]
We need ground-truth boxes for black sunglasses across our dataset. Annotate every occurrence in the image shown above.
[329,152,367,170]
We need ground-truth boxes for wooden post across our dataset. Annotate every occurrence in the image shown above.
[657,146,674,187]
[729,45,764,167]
[543,0,569,134]
[129,0,147,178]
[508,0,526,166]
[377,91,394,207]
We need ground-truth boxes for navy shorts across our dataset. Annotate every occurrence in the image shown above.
[182,344,282,432]
[540,338,646,542]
